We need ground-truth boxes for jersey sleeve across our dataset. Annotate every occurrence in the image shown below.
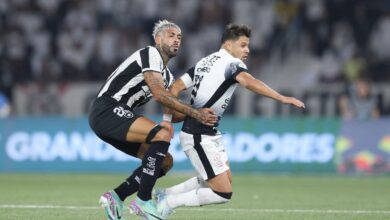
[140,47,163,73]
[167,70,175,88]
[180,66,195,89]
[225,60,248,82]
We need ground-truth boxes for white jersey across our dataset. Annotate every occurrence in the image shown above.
[180,49,248,135]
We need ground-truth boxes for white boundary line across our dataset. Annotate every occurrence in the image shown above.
[0,205,98,210]
[0,204,389,215]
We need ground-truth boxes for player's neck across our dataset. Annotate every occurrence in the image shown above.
[221,46,233,57]
[156,46,170,66]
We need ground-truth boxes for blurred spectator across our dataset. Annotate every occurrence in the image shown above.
[369,12,390,61]
[343,50,367,82]
[270,0,299,60]
[369,11,390,82]
[301,0,330,57]
[317,49,343,83]
[25,82,62,115]
[57,25,95,80]
[350,3,372,53]
[3,26,32,83]
[89,21,120,80]
[0,90,11,117]
[339,78,380,120]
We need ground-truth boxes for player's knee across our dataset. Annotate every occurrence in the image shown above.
[212,190,232,203]
[162,152,173,173]
[145,125,171,143]
[152,128,171,142]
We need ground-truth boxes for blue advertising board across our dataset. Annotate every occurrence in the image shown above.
[0,117,344,173]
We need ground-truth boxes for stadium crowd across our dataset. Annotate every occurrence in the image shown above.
[0,0,389,116]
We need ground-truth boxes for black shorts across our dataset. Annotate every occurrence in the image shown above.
[88,95,143,157]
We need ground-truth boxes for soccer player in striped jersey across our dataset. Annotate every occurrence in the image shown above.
[88,20,217,220]
[153,24,305,219]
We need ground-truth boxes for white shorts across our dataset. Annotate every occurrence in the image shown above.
[180,131,229,180]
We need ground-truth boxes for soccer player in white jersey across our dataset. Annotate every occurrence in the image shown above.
[153,24,305,219]
[88,20,217,220]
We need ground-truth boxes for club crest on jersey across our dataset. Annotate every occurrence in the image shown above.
[113,106,134,118]
[230,62,238,74]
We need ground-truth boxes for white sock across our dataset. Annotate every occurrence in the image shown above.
[166,188,229,209]
[165,176,207,195]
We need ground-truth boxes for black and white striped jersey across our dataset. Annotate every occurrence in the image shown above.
[97,46,175,109]
[180,49,248,135]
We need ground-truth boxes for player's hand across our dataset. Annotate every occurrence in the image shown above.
[281,96,305,108]
[196,108,218,126]
[160,120,174,139]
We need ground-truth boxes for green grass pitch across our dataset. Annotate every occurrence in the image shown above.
[0,173,389,220]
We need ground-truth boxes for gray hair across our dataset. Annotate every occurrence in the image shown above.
[152,19,181,39]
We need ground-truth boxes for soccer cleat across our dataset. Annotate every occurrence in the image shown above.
[152,188,166,203]
[128,197,163,220]
[99,190,124,220]
[156,197,174,220]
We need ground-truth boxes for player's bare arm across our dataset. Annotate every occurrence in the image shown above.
[160,105,183,140]
[163,106,185,123]
[144,71,217,125]
[165,79,187,122]
[236,71,305,108]
[169,78,187,97]
[162,78,187,123]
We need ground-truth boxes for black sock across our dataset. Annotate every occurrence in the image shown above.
[137,141,170,201]
[114,166,142,201]
[113,156,169,201]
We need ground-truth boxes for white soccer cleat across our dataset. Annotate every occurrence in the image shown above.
[152,188,167,203]
[156,197,174,220]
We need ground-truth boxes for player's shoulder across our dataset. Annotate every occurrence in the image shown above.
[137,45,164,71]
[141,46,159,57]
[137,45,158,56]
[232,57,247,70]
[219,50,247,68]
[147,45,158,53]
[222,53,247,70]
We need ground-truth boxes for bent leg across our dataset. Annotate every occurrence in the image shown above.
[114,148,173,201]
[163,171,232,209]
[113,117,174,202]
[160,132,232,208]
[207,170,232,193]
[159,133,232,197]
[136,143,174,174]
[125,117,161,143]
[162,176,208,195]
[128,118,173,201]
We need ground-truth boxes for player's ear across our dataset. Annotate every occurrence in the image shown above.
[155,35,161,45]
[224,40,233,52]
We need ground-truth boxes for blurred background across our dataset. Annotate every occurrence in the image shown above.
[0,0,390,175]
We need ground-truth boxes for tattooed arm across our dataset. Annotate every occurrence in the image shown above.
[163,106,185,123]
[164,78,188,122]
[144,71,217,126]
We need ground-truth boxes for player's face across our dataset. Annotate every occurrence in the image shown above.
[159,28,182,58]
[230,36,250,61]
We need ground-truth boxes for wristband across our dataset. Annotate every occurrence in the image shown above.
[163,114,172,122]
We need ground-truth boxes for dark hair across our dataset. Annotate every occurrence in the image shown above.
[220,24,251,45]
